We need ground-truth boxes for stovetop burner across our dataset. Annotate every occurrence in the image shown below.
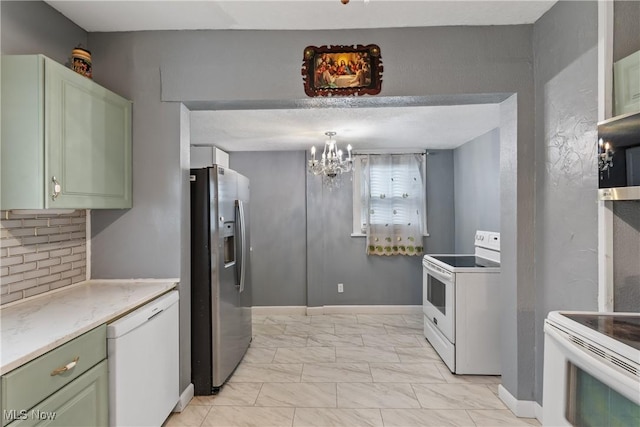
[564,313,640,351]
[430,255,500,268]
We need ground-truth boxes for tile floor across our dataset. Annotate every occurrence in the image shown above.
[164,313,541,427]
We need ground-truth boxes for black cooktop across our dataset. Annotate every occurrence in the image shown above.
[430,255,500,268]
[565,313,640,351]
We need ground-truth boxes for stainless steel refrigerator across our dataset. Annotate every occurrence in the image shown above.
[190,165,252,395]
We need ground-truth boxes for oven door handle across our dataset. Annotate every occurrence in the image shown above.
[545,323,640,405]
[423,262,453,285]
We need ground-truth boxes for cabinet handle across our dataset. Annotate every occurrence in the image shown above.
[51,176,62,200]
[50,356,79,376]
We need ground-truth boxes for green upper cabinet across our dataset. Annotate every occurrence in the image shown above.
[1,55,132,209]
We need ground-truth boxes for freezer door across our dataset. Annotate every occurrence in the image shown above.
[212,166,251,388]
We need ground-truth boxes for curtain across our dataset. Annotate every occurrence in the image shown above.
[364,154,425,256]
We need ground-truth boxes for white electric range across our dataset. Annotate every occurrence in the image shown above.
[543,311,639,426]
[422,230,501,374]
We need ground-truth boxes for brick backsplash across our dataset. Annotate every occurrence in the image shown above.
[0,210,87,305]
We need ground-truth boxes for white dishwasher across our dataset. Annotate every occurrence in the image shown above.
[107,290,179,427]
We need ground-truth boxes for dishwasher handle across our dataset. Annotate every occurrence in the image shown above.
[147,309,164,321]
[107,291,179,339]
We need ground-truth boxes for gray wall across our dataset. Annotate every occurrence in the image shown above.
[306,149,455,307]
[533,0,599,405]
[453,128,501,253]
[85,23,535,400]
[0,0,86,63]
[229,151,308,307]
[229,149,454,308]
[613,0,640,62]
[425,150,456,254]
[498,94,535,402]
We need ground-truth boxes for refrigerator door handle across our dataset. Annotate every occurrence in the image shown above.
[236,200,247,293]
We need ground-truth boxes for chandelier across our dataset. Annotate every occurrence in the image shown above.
[308,131,353,189]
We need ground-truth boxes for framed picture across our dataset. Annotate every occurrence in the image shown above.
[302,44,383,97]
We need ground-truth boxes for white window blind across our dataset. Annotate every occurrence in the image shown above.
[352,152,427,255]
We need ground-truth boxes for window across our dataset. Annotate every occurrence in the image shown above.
[352,152,427,240]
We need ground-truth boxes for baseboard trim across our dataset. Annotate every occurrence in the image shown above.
[535,402,544,424]
[314,305,422,315]
[173,383,194,413]
[253,305,422,316]
[498,385,540,420]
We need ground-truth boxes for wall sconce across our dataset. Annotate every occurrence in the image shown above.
[598,138,614,178]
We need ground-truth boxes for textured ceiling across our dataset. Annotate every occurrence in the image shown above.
[45,0,556,32]
[190,103,501,151]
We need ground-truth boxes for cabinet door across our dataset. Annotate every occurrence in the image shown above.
[1,325,106,420]
[1,55,46,209]
[6,361,108,427]
[45,58,132,209]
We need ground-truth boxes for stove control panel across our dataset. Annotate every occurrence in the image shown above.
[475,230,500,252]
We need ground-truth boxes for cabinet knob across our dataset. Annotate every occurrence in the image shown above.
[51,176,62,200]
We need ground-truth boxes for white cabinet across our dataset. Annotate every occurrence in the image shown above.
[191,146,229,168]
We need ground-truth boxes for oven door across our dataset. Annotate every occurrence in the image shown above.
[543,322,640,426]
[422,258,455,343]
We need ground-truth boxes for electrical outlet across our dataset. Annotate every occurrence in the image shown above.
[337,283,344,293]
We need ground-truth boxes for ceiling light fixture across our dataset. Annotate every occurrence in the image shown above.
[308,131,353,189]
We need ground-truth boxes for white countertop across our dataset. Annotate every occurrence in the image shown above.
[0,279,178,375]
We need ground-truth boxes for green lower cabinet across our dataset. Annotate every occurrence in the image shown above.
[2,326,108,427]
[5,361,108,427]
